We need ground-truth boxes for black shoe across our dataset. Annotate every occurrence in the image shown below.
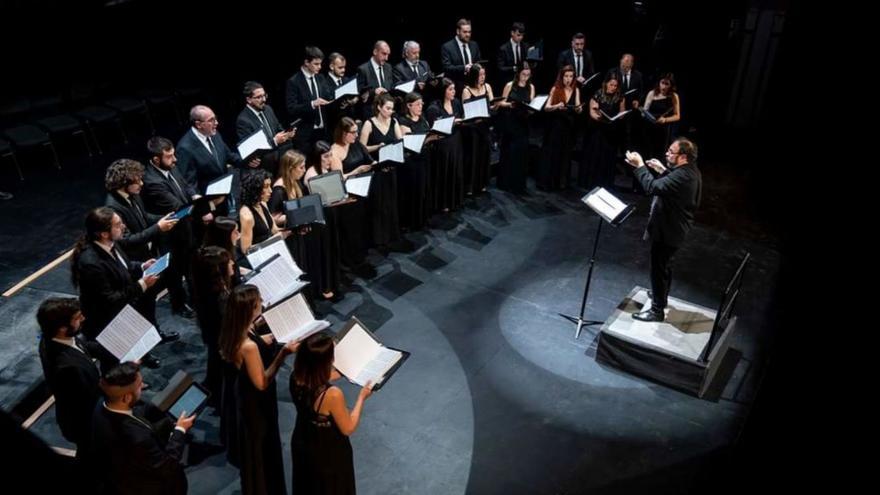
[173,304,195,319]
[141,354,161,369]
[632,309,665,322]
[158,330,180,344]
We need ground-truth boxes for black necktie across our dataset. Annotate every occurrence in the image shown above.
[167,171,185,200]
[258,111,274,142]
[575,56,581,76]
[309,77,323,128]
[462,44,470,65]
[129,197,146,228]
[513,44,518,65]
[378,65,385,87]
[412,63,419,77]
[336,77,342,87]
[205,136,221,167]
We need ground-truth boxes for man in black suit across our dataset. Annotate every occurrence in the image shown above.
[558,32,595,85]
[176,105,247,199]
[496,22,528,87]
[625,138,702,322]
[440,18,482,89]
[357,40,394,120]
[104,158,177,263]
[393,41,433,91]
[321,52,360,132]
[286,46,332,154]
[607,53,646,153]
[235,80,296,177]
[106,157,193,323]
[71,207,161,342]
[91,362,194,495]
[37,297,103,459]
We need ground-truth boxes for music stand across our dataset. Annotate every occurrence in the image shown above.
[560,187,636,339]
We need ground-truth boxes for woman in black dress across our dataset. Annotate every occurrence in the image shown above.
[290,332,373,495]
[239,169,285,254]
[397,92,435,231]
[538,65,581,191]
[190,245,233,408]
[358,93,402,250]
[268,150,310,282]
[219,284,299,495]
[303,141,343,302]
[330,118,377,279]
[497,63,535,195]
[425,78,465,212]
[581,74,626,189]
[643,73,681,159]
[461,63,497,195]
[200,216,244,286]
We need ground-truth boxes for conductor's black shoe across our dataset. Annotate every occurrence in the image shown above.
[173,304,195,319]
[633,309,665,322]
[159,330,180,344]
[142,354,161,369]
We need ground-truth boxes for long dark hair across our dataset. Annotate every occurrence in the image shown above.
[201,216,238,255]
[308,140,332,177]
[218,284,261,363]
[71,207,116,288]
[292,332,335,397]
[653,72,677,95]
[464,62,484,89]
[239,168,270,208]
[191,246,232,306]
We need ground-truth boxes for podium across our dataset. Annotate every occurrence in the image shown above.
[559,187,635,339]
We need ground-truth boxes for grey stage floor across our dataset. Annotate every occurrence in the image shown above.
[6,181,779,494]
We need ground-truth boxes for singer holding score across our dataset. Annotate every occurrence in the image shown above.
[624,137,702,322]
[290,332,372,495]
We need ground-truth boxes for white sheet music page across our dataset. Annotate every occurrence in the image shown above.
[378,141,404,163]
[262,293,330,343]
[529,95,549,111]
[431,116,454,135]
[237,130,272,159]
[335,78,359,99]
[334,322,400,387]
[247,235,303,279]
[582,187,627,223]
[246,254,307,307]
[463,97,489,120]
[395,80,416,93]
[205,174,233,196]
[403,134,426,153]
[345,174,372,197]
[96,305,160,362]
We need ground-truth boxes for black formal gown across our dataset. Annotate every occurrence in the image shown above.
[396,115,431,230]
[580,92,623,189]
[497,84,531,194]
[461,90,493,194]
[290,383,356,495]
[233,332,287,495]
[244,203,274,249]
[538,89,578,191]
[645,94,676,159]
[425,100,465,211]
[339,143,374,265]
[364,118,401,246]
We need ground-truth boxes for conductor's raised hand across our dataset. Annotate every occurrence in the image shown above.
[624,150,644,168]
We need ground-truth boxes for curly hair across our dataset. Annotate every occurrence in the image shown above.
[104,158,144,191]
[239,169,270,207]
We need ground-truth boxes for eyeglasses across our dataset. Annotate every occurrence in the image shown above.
[250,93,268,100]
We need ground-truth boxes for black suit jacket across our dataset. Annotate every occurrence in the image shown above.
[141,164,197,261]
[557,49,595,80]
[90,405,188,495]
[176,129,239,194]
[320,73,359,133]
[635,163,702,247]
[357,60,395,120]
[285,70,330,144]
[392,59,432,86]
[76,242,144,339]
[607,67,644,108]
[39,338,102,447]
[440,38,482,82]
[105,192,163,261]
[235,104,283,144]
[496,40,529,80]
